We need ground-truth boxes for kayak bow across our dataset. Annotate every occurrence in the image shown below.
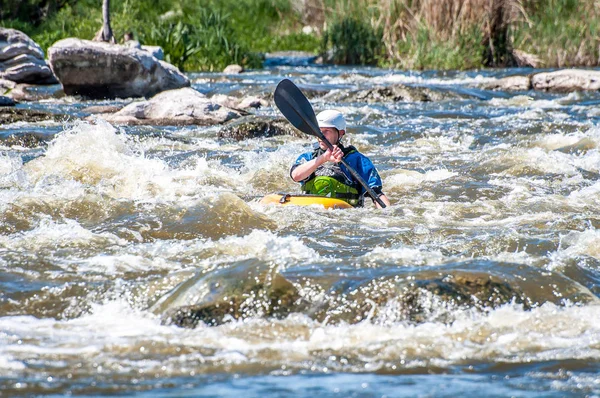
[259,194,353,209]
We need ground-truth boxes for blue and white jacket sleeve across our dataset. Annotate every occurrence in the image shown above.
[343,152,384,197]
[289,152,314,182]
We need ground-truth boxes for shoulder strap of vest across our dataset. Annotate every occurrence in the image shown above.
[341,144,357,156]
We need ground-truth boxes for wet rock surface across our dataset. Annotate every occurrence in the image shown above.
[0,131,50,147]
[479,69,600,93]
[218,115,303,140]
[532,69,600,92]
[0,107,62,124]
[322,84,454,103]
[156,260,599,328]
[97,87,243,126]
[157,261,306,328]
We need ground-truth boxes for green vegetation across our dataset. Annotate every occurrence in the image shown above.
[1,0,598,71]
[512,0,600,67]
[323,16,384,65]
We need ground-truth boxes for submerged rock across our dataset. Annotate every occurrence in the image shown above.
[218,115,303,140]
[48,38,189,99]
[97,87,243,126]
[156,261,305,328]
[0,28,58,84]
[0,107,62,124]
[5,83,63,102]
[156,260,599,328]
[532,69,600,92]
[0,132,49,147]
[323,84,451,103]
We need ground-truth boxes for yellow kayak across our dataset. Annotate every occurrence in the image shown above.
[259,194,353,209]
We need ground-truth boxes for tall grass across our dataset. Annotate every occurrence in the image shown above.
[512,0,600,67]
[321,0,523,69]
[319,0,599,69]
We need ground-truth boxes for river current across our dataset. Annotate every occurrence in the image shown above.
[1,66,600,397]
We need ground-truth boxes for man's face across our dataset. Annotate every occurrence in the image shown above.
[318,127,340,149]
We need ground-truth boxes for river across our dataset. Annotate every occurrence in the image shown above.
[1,65,600,397]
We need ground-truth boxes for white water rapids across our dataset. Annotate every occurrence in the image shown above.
[1,66,600,396]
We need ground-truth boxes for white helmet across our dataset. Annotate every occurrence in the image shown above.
[317,110,346,131]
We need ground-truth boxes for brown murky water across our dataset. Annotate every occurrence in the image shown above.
[1,66,600,397]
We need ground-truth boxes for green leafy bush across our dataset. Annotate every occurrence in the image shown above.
[323,16,383,65]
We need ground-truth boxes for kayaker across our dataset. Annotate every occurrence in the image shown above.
[290,110,391,208]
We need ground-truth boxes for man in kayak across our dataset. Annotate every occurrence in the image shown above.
[290,109,391,208]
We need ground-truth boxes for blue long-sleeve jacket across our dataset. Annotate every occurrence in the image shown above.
[290,144,384,198]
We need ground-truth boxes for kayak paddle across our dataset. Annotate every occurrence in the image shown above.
[273,78,387,208]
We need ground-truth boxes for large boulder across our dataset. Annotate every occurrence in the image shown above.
[98,87,243,126]
[532,69,600,92]
[0,28,58,84]
[48,38,189,99]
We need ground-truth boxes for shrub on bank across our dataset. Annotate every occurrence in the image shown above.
[323,16,384,65]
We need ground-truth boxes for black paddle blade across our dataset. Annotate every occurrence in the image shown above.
[274,79,324,140]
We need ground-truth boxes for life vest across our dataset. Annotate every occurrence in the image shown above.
[301,145,363,207]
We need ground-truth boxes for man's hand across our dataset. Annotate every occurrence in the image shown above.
[291,145,344,182]
[319,145,343,164]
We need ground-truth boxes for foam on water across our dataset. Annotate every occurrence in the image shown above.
[43,229,321,275]
[372,72,497,86]
[0,217,126,252]
[363,245,447,266]
[549,228,600,269]
[385,169,458,191]
[2,299,600,377]
[20,120,254,202]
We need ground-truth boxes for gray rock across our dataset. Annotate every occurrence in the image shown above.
[481,75,532,91]
[0,78,17,92]
[123,41,163,60]
[48,38,189,99]
[98,87,242,125]
[223,64,243,74]
[6,83,63,102]
[219,115,303,140]
[153,259,599,329]
[323,84,450,103]
[532,69,600,92]
[0,107,61,124]
[81,105,122,114]
[0,28,58,84]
